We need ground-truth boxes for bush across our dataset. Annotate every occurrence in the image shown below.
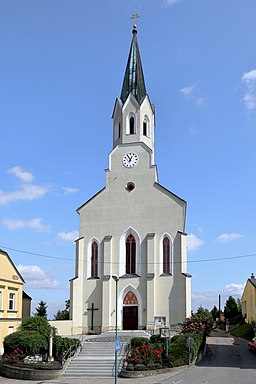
[168,333,204,367]
[53,336,80,359]
[147,363,156,370]
[134,363,146,371]
[150,334,161,343]
[131,337,149,347]
[126,363,134,371]
[4,331,48,357]
[20,317,50,339]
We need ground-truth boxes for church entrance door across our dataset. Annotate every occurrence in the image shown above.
[123,306,138,330]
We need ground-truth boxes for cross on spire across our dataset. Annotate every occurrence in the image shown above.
[131,13,140,29]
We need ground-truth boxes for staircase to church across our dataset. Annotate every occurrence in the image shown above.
[64,330,150,378]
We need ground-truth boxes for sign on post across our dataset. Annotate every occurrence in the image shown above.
[187,336,194,365]
[115,339,121,351]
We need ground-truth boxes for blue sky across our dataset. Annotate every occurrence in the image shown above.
[1,0,256,319]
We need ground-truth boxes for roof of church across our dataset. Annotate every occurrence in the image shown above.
[120,25,147,105]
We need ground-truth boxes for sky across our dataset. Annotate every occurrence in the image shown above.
[1,0,256,320]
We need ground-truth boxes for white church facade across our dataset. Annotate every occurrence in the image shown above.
[70,24,191,334]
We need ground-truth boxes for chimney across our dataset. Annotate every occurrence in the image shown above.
[251,273,255,279]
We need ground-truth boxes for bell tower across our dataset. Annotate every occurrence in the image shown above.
[112,22,155,165]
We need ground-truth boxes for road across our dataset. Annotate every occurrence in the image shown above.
[0,330,256,384]
[160,329,256,384]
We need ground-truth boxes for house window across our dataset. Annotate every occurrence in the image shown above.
[126,234,136,274]
[8,292,15,311]
[91,241,98,278]
[163,237,171,274]
[129,116,135,134]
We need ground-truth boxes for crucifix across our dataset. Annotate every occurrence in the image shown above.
[131,13,140,28]
[88,303,99,331]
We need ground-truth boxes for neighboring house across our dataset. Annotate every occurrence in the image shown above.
[0,249,25,354]
[22,291,32,319]
[70,24,191,335]
[241,273,256,323]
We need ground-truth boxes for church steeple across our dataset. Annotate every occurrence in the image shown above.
[112,20,155,164]
[120,24,147,105]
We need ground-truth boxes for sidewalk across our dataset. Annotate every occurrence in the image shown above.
[0,365,190,384]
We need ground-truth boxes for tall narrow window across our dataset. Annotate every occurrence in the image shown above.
[91,241,98,278]
[143,119,147,136]
[163,237,170,274]
[118,122,121,138]
[129,116,135,134]
[126,234,136,274]
[8,292,15,311]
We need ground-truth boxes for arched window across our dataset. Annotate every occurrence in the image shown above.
[163,237,170,274]
[91,241,98,277]
[129,116,135,134]
[123,291,138,305]
[143,119,147,136]
[126,234,136,274]
[143,115,149,137]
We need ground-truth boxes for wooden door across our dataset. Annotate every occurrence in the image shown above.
[123,306,138,330]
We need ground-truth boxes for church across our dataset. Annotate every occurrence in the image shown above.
[70,22,191,334]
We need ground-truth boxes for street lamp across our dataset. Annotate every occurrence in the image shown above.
[112,274,119,384]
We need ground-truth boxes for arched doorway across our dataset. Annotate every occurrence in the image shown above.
[123,291,138,330]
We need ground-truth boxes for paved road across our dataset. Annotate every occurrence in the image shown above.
[1,330,256,384]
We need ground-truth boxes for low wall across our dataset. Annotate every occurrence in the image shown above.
[0,364,63,381]
[48,320,72,336]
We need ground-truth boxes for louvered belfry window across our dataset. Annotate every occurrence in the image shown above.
[129,116,135,134]
[91,241,98,277]
[163,236,170,274]
[126,234,136,274]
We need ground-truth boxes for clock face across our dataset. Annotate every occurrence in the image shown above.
[122,152,139,168]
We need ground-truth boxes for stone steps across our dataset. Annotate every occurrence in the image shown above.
[64,340,127,378]
[64,330,150,378]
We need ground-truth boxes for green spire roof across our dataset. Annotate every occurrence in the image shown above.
[120,26,147,105]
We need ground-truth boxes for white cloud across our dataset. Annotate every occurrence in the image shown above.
[187,233,204,252]
[17,264,61,289]
[216,233,244,243]
[180,84,205,108]
[192,283,244,312]
[242,69,256,110]
[57,230,79,243]
[180,84,195,97]
[224,283,244,296]
[62,187,79,195]
[0,166,52,205]
[2,218,50,232]
[8,166,34,183]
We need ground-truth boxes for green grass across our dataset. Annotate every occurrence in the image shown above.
[229,323,254,341]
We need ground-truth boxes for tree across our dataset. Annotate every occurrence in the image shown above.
[54,299,70,320]
[195,306,212,320]
[224,296,239,320]
[211,305,219,321]
[236,298,242,314]
[34,300,48,318]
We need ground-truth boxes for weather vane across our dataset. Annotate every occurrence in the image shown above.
[131,13,140,29]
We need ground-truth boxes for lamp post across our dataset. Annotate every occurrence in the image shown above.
[112,274,119,384]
